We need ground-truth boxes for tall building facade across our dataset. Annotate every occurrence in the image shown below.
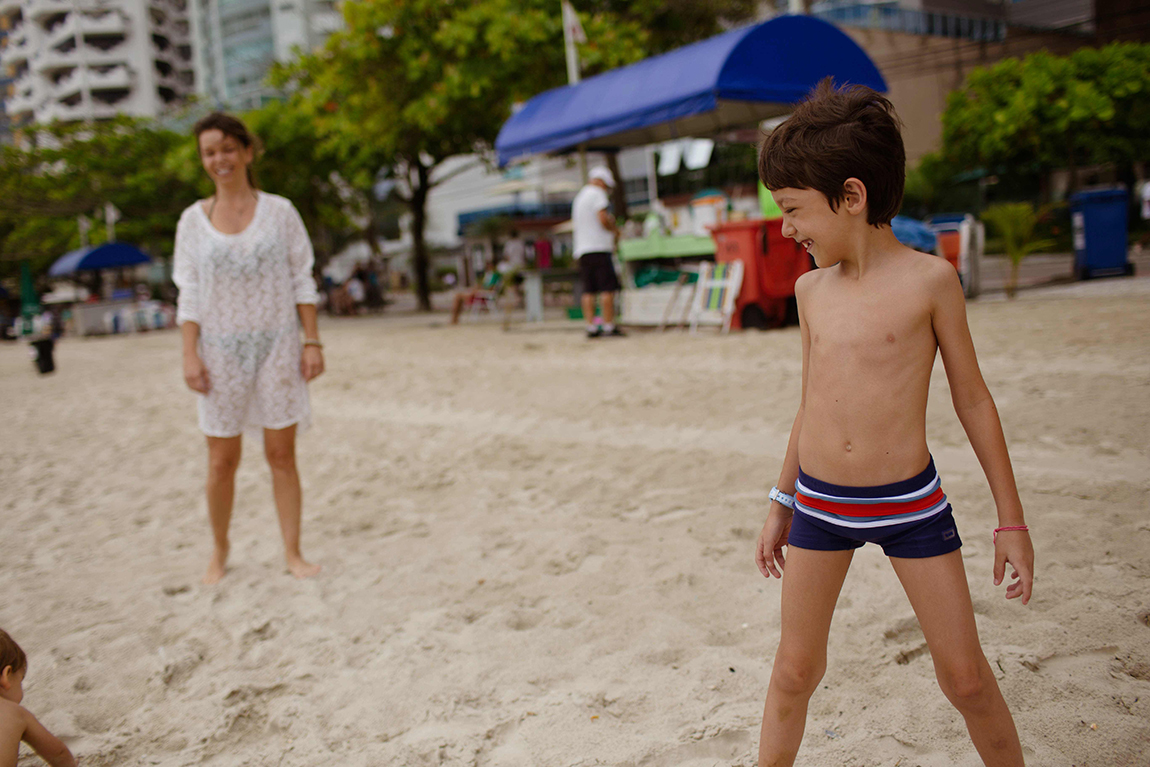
[188,0,341,109]
[0,0,194,127]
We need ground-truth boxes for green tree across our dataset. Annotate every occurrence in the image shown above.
[279,0,649,310]
[980,202,1055,298]
[592,0,756,54]
[941,43,1150,196]
[0,118,198,279]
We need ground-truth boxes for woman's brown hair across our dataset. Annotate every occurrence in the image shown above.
[193,112,261,189]
[759,78,905,226]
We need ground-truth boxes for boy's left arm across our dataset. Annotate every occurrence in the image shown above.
[931,266,1033,605]
[19,707,76,767]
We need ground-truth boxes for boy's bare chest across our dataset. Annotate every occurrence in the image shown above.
[808,288,934,361]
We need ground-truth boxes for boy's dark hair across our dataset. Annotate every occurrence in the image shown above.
[193,112,260,188]
[758,78,905,226]
[0,629,27,675]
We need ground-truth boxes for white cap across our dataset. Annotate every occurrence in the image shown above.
[588,166,615,188]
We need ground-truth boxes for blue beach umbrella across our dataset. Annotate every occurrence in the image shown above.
[48,242,151,277]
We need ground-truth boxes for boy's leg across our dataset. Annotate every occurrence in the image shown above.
[889,551,1024,767]
[760,546,854,767]
[263,425,321,579]
[205,435,242,584]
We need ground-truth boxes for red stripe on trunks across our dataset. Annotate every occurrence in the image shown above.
[795,487,946,518]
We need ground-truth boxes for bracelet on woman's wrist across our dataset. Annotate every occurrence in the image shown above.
[303,338,323,349]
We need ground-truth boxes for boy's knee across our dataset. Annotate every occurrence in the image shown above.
[771,652,825,697]
[938,660,988,706]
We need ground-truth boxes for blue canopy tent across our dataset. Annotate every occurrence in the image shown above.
[49,242,151,277]
[495,15,886,166]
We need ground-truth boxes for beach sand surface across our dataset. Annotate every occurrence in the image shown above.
[2,278,1148,766]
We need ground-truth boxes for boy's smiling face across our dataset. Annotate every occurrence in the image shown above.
[0,664,25,704]
[771,186,855,269]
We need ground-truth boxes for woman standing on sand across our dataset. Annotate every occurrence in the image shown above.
[173,112,324,584]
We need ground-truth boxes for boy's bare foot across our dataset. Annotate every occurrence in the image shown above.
[203,546,229,584]
[287,556,321,579]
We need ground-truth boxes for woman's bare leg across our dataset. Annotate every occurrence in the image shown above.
[204,435,242,584]
[890,551,1024,766]
[263,425,320,578]
[759,546,854,767]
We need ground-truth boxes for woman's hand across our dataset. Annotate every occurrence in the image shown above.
[756,504,794,579]
[183,353,210,393]
[301,345,324,382]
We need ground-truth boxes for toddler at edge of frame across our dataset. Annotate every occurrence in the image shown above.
[0,629,77,767]
[753,77,1034,767]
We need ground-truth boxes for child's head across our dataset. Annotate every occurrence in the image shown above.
[758,78,905,266]
[0,629,27,703]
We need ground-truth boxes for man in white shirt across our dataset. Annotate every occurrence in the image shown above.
[572,166,624,338]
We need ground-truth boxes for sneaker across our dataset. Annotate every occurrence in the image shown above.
[586,326,604,338]
[605,326,626,337]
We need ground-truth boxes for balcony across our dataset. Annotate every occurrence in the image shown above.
[6,21,27,47]
[0,35,28,66]
[5,87,36,116]
[31,46,78,72]
[37,97,122,122]
[28,0,71,23]
[48,11,128,49]
[88,63,131,90]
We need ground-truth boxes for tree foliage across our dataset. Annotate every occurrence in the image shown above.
[0,118,199,279]
[980,202,1055,298]
[279,0,655,310]
[941,43,1150,188]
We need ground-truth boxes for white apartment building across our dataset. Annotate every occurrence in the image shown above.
[188,0,341,109]
[0,0,194,126]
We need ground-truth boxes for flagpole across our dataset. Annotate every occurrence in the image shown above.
[561,1,588,182]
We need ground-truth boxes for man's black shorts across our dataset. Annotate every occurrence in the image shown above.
[579,252,621,294]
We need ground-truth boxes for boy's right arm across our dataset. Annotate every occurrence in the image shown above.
[756,272,813,579]
[19,708,76,767]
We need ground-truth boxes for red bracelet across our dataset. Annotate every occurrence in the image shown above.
[993,525,1029,543]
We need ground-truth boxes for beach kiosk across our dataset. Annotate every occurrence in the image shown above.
[48,242,162,335]
[494,15,886,328]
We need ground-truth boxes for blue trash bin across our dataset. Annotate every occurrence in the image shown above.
[1069,187,1134,279]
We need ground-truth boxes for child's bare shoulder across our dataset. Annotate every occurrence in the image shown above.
[0,700,25,765]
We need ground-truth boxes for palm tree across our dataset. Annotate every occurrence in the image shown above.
[980,203,1055,298]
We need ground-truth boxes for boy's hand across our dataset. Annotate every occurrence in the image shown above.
[993,530,1034,605]
[756,505,794,579]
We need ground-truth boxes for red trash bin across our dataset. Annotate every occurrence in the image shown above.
[710,219,810,329]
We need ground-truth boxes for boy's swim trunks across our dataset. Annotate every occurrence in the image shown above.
[789,457,962,558]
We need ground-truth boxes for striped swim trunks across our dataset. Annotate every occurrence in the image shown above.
[788,457,963,558]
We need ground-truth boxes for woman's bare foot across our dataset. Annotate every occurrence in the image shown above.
[287,556,321,579]
[203,546,229,584]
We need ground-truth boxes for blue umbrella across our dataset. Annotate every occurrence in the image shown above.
[891,216,937,253]
[49,242,151,277]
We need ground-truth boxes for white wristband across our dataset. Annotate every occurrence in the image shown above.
[769,486,795,510]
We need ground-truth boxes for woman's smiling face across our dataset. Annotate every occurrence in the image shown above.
[198,128,253,187]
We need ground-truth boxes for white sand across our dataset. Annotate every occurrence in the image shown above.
[2,278,1149,766]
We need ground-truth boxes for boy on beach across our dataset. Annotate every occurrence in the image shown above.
[0,630,76,767]
[754,80,1033,766]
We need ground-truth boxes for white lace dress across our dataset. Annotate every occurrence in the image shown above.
[173,192,319,437]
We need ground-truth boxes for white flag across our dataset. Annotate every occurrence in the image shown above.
[562,0,586,44]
